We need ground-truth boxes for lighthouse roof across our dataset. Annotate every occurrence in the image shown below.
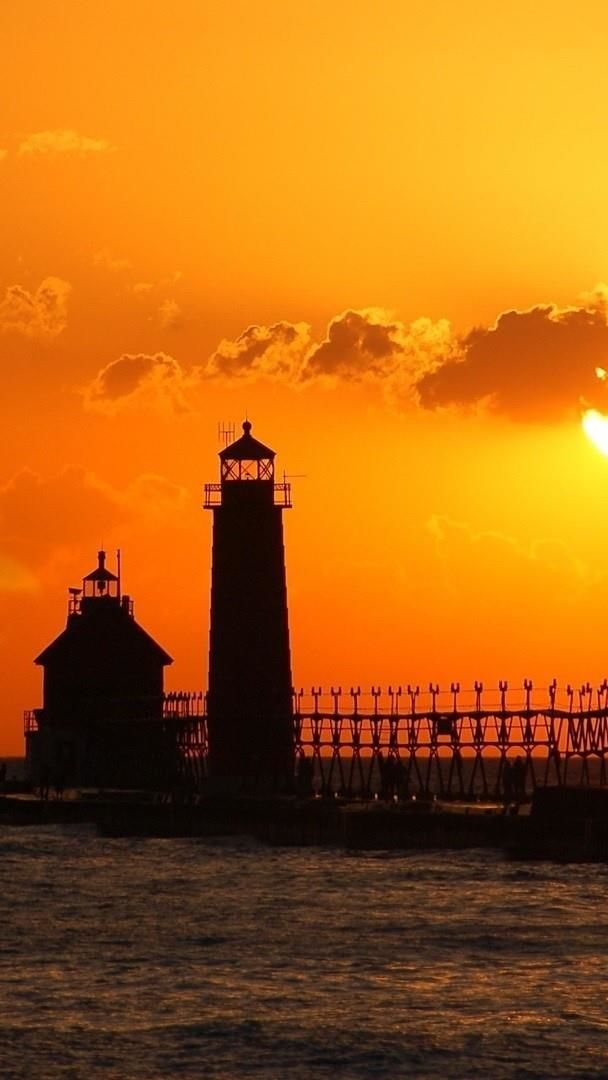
[219,420,275,461]
[83,566,118,583]
[34,604,172,667]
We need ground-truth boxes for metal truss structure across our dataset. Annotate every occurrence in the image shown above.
[163,692,208,790]
[292,682,608,798]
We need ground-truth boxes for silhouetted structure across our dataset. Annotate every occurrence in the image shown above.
[292,681,608,798]
[23,437,608,805]
[204,421,294,789]
[25,551,173,790]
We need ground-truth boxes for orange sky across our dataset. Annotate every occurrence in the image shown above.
[3,1,608,752]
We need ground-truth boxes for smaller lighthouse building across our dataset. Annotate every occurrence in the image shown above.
[26,551,173,790]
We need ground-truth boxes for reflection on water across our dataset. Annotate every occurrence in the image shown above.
[1,827,608,1078]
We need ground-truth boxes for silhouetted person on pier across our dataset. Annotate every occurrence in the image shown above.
[395,758,407,800]
[512,756,526,801]
[297,755,314,797]
[377,752,388,799]
[381,755,402,800]
[39,765,50,801]
[502,759,513,802]
[53,768,65,801]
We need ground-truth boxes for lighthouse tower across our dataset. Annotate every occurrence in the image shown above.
[204,421,294,789]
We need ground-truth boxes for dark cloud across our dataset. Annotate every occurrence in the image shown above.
[204,309,451,395]
[304,310,404,378]
[84,352,188,412]
[416,303,608,420]
[0,277,71,337]
[80,290,608,424]
[206,321,310,379]
[203,296,608,422]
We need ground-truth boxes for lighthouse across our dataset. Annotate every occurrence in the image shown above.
[26,550,173,790]
[204,421,294,789]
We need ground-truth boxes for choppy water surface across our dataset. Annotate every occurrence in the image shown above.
[1,828,608,1079]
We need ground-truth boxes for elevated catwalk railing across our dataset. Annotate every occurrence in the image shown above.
[163,692,208,789]
[293,682,608,798]
[25,683,608,796]
[157,682,608,796]
[24,692,209,790]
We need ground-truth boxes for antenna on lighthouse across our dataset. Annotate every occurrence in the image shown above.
[218,421,236,447]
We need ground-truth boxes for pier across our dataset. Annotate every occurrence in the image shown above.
[292,681,608,798]
[25,679,608,800]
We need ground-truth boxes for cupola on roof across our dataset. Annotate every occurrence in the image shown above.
[83,550,118,584]
[34,548,172,667]
[219,420,275,462]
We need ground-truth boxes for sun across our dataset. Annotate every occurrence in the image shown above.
[582,409,608,456]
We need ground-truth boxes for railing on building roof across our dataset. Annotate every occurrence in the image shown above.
[23,693,206,734]
[23,710,40,734]
[203,482,292,508]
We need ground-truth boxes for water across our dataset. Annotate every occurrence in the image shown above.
[1,828,608,1079]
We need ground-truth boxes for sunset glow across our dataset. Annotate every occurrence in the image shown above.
[582,410,608,457]
[4,1,608,754]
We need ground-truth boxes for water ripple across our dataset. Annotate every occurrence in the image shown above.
[1,826,607,1077]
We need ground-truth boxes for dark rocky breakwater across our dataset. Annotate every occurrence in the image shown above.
[0,793,522,849]
[3,788,608,859]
